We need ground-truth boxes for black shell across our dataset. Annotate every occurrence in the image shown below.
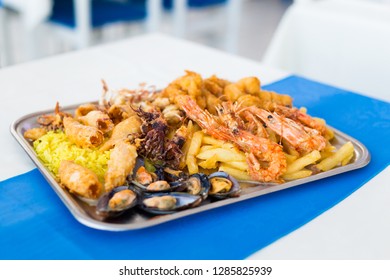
[131,180,181,193]
[208,171,241,199]
[139,192,202,215]
[96,186,138,217]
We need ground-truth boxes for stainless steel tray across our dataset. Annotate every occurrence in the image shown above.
[10,103,371,231]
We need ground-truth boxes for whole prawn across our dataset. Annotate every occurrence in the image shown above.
[176,96,287,182]
[246,106,327,154]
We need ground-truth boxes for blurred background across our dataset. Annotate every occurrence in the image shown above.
[1,0,389,99]
[0,0,292,66]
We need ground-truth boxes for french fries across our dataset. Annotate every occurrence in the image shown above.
[196,148,246,162]
[315,141,354,171]
[282,169,312,181]
[181,124,354,183]
[219,164,251,181]
[285,150,321,175]
[186,130,204,174]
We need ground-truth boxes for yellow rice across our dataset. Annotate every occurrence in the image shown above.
[33,131,110,182]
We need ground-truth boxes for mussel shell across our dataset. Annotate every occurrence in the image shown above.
[186,173,210,200]
[139,192,202,215]
[131,180,181,193]
[96,186,138,217]
[163,167,188,182]
[208,171,241,199]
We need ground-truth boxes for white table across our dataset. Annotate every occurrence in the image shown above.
[0,33,389,259]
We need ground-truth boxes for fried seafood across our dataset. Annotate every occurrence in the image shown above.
[246,107,327,154]
[30,70,351,201]
[58,160,102,199]
[107,104,136,124]
[63,117,104,148]
[99,115,142,151]
[134,107,187,168]
[74,103,98,118]
[274,105,328,137]
[176,95,287,182]
[224,77,261,102]
[104,141,137,192]
[165,125,188,169]
[78,110,114,134]
[162,104,184,125]
[100,79,156,108]
[161,71,206,109]
[37,102,72,131]
[203,75,231,97]
[135,107,168,163]
[24,127,47,141]
[224,77,292,110]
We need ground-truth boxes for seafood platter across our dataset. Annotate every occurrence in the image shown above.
[11,71,370,231]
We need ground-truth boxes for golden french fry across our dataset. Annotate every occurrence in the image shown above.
[188,131,203,156]
[219,164,251,181]
[316,141,354,171]
[202,135,225,146]
[196,148,246,162]
[179,121,194,169]
[285,150,321,174]
[282,169,312,181]
[223,161,248,171]
[199,145,215,154]
[220,142,236,150]
[341,152,354,166]
[198,154,219,169]
[320,145,336,159]
[186,155,199,174]
[284,153,298,165]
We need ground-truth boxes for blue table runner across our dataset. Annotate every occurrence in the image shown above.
[1,76,389,259]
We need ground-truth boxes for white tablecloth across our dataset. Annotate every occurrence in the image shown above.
[0,33,389,259]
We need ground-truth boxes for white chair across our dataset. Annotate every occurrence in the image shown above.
[262,0,390,100]
[167,0,242,53]
[1,0,52,64]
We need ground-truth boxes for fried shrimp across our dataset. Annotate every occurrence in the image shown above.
[104,141,137,192]
[247,107,327,154]
[58,160,102,199]
[275,105,327,136]
[63,117,104,148]
[37,102,72,131]
[176,96,287,182]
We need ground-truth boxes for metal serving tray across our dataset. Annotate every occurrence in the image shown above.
[11,103,371,231]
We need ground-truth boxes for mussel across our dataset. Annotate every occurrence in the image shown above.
[162,167,188,182]
[134,166,156,185]
[208,171,241,199]
[131,179,181,193]
[96,186,138,217]
[171,173,210,199]
[139,192,202,215]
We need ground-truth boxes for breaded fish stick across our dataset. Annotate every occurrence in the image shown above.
[58,160,102,199]
[99,115,141,151]
[104,141,137,192]
[63,116,104,148]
